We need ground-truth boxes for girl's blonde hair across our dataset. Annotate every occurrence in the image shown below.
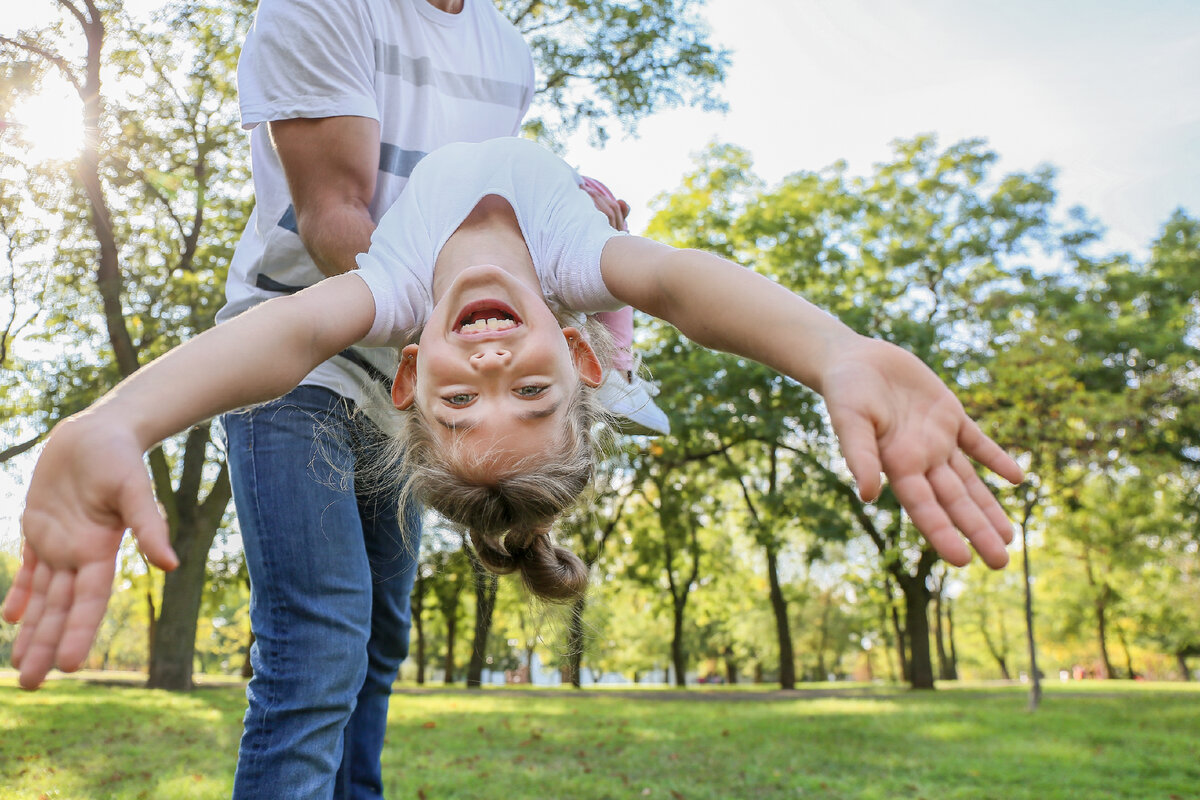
[366,315,614,601]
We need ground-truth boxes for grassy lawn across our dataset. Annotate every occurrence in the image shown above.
[2,675,1198,799]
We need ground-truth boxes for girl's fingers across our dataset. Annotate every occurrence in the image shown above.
[889,472,972,566]
[958,417,1024,485]
[13,562,64,689]
[56,560,116,673]
[951,452,1015,546]
[926,461,1005,564]
[831,411,883,502]
[1,543,37,624]
[122,482,177,571]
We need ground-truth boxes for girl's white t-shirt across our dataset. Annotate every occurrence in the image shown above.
[219,0,534,400]
[353,137,625,347]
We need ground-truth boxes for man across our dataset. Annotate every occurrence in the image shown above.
[220,1,662,796]
[220,1,535,796]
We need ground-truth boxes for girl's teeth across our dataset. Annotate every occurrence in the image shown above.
[461,317,515,332]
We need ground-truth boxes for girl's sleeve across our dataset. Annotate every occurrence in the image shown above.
[351,195,430,347]
[237,0,378,129]
[544,173,627,313]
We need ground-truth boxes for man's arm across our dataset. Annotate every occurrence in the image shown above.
[269,116,381,276]
[600,235,1025,569]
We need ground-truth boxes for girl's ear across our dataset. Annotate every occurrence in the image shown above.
[391,344,419,409]
[562,327,602,388]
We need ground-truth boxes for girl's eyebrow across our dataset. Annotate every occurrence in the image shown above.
[434,414,476,432]
[432,399,562,432]
[518,400,562,421]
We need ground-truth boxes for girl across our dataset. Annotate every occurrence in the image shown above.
[3,137,1024,690]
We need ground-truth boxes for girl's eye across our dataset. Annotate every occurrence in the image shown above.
[445,393,476,407]
[516,385,547,398]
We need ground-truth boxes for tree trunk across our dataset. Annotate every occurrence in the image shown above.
[144,572,158,670]
[766,546,795,689]
[443,611,457,686]
[878,607,897,683]
[241,630,255,679]
[670,595,688,688]
[934,587,950,681]
[1177,652,1191,681]
[890,600,908,684]
[946,599,959,680]
[722,645,738,684]
[978,592,1011,680]
[465,566,497,689]
[145,434,230,691]
[1115,625,1135,680]
[565,592,587,688]
[147,517,214,691]
[815,594,832,681]
[1020,503,1041,711]
[412,576,427,686]
[1095,597,1115,679]
[902,580,935,690]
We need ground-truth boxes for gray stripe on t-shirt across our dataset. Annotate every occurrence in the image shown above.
[379,144,425,178]
[275,143,421,234]
[374,39,530,109]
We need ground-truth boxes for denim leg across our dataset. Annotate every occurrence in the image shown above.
[225,386,373,800]
[336,425,422,800]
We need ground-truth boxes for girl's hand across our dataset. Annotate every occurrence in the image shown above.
[1,416,176,689]
[820,337,1025,568]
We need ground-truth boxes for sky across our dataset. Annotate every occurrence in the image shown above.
[562,0,1200,256]
[3,0,1199,546]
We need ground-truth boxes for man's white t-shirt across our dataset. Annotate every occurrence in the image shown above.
[219,0,534,400]
[353,137,625,347]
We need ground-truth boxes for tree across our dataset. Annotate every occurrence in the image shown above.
[1,0,254,690]
[643,135,1060,689]
[2,0,730,690]
[427,544,471,685]
[554,457,632,688]
[463,535,499,688]
[625,459,716,686]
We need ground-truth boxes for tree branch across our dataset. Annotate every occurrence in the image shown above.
[0,433,43,464]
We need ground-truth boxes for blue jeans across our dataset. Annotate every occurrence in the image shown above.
[223,385,421,799]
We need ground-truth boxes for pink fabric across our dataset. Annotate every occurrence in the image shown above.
[595,306,634,371]
[579,175,634,372]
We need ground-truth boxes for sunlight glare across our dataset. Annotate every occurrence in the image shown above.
[8,82,85,164]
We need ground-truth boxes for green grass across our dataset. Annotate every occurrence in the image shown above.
[2,675,1198,799]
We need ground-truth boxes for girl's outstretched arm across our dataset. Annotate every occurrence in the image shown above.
[600,236,1025,567]
[2,273,376,689]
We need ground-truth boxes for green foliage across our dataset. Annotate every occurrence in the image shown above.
[501,0,730,146]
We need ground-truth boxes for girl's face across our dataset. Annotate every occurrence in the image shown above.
[391,264,601,480]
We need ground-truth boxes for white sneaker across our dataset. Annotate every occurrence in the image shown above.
[595,368,670,436]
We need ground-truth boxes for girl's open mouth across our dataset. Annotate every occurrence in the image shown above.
[454,300,522,334]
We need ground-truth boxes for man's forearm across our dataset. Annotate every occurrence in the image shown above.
[268,116,381,277]
[297,200,377,277]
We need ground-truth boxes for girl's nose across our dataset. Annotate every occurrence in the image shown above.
[470,349,512,370]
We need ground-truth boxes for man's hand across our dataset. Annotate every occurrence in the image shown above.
[2,417,175,689]
[821,337,1025,568]
[579,175,631,232]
